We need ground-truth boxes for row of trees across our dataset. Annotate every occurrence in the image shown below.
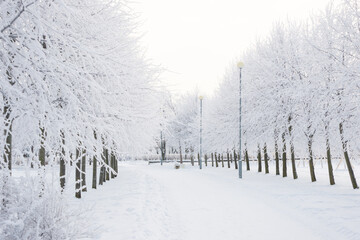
[1,0,162,238]
[166,0,360,189]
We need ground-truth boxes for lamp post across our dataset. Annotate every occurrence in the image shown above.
[237,62,244,179]
[160,107,166,166]
[199,96,204,169]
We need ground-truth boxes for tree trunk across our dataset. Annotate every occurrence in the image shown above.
[38,126,46,195]
[110,151,113,177]
[99,165,105,185]
[339,122,358,189]
[99,147,106,185]
[3,84,13,174]
[191,155,194,166]
[161,138,166,164]
[282,132,287,177]
[111,151,115,178]
[308,138,316,182]
[92,155,97,189]
[325,136,335,185]
[39,127,46,167]
[75,147,81,199]
[205,154,208,167]
[275,140,280,175]
[234,150,238,169]
[105,148,110,181]
[112,151,115,178]
[264,143,269,174]
[3,101,12,173]
[290,142,298,179]
[257,144,262,172]
[221,154,224,167]
[227,152,230,168]
[114,155,118,176]
[92,131,98,189]
[179,143,183,164]
[289,123,298,179]
[245,148,250,171]
[81,148,87,192]
[102,156,106,183]
[215,152,218,167]
[60,131,66,190]
[211,153,214,167]
[197,152,200,166]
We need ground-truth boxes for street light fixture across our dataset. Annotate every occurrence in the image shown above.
[199,96,204,170]
[237,62,244,179]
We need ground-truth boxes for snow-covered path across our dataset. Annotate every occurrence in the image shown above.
[82,162,360,240]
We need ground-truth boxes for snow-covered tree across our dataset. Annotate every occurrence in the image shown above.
[203,0,360,188]
[0,0,164,237]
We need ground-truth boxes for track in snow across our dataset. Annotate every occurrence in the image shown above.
[80,162,360,240]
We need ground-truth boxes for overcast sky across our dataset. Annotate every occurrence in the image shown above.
[134,0,330,98]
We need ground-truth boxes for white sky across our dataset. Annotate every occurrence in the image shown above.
[134,0,330,98]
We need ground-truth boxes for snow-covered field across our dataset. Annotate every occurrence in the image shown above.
[72,161,360,240]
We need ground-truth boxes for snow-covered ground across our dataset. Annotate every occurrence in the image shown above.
[74,161,360,240]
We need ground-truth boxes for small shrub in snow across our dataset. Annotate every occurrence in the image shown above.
[0,172,97,240]
[174,162,181,169]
